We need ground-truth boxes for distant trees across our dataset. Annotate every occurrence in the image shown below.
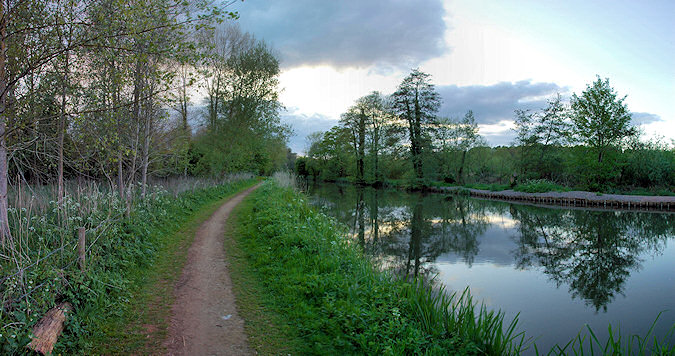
[338,91,390,184]
[571,77,634,164]
[435,111,485,184]
[569,77,635,189]
[193,25,288,175]
[300,74,673,194]
[340,103,368,184]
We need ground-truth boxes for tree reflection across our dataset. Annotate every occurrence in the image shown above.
[310,183,675,312]
[311,184,489,280]
[512,206,673,312]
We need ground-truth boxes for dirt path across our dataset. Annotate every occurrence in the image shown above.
[165,184,259,356]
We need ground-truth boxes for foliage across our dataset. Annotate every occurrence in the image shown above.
[0,177,257,353]
[392,69,441,181]
[298,75,674,195]
[514,94,571,180]
[236,182,528,355]
[514,179,570,193]
[192,25,290,176]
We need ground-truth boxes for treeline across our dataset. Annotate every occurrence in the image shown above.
[297,71,675,193]
[0,0,289,243]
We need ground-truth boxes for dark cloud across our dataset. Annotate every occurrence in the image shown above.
[234,0,447,68]
[281,109,338,154]
[437,81,566,125]
[631,112,662,125]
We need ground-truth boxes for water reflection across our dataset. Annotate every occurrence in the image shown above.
[309,183,675,311]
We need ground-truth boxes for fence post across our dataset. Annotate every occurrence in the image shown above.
[78,227,86,272]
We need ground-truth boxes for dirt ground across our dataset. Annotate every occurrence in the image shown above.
[164,184,259,356]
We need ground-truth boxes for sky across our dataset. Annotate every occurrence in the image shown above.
[229,0,675,154]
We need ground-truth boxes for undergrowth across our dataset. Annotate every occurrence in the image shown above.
[513,179,570,193]
[0,176,257,354]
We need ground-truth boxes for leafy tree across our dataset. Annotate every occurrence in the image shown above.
[391,69,441,183]
[306,127,353,181]
[340,104,368,184]
[514,93,571,180]
[571,77,634,164]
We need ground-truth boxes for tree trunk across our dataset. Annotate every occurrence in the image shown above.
[0,3,11,244]
[180,68,189,177]
[141,96,152,198]
[458,150,467,185]
[357,111,366,183]
[57,46,69,203]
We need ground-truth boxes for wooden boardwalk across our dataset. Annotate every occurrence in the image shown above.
[433,186,675,211]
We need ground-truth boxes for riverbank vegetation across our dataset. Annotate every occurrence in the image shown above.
[297,72,674,195]
[235,179,528,355]
[235,178,673,355]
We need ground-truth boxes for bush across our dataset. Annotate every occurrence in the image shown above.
[514,179,569,193]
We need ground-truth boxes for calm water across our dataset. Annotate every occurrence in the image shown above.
[308,183,675,353]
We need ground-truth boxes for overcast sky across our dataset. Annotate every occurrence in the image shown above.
[230,0,675,154]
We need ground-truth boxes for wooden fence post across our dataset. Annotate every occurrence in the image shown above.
[78,227,86,272]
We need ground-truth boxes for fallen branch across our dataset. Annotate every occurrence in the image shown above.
[27,302,72,355]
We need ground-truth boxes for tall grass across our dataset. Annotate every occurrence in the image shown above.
[537,313,675,356]
[1,175,256,353]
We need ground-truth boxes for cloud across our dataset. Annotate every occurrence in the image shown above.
[234,0,447,68]
[437,80,566,125]
[631,112,662,126]
[281,108,338,154]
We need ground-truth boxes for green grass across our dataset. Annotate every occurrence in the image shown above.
[234,181,528,355]
[226,197,305,355]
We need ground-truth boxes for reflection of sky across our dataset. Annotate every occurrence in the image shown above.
[436,224,517,266]
[437,241,675,354]
[309,184,675,353]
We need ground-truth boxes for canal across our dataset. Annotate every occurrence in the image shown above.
[308,183,675,352]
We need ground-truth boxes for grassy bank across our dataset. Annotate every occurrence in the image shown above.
[234,180,527,355]
[235,179,674,355]
[0,176,258,354]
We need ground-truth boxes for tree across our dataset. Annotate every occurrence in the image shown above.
[514,93,571,179]
[453,111,484,184]
[361,92,388,183]
[435,111,485,184]
[391,69,440,183]
[571,77,634,164]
